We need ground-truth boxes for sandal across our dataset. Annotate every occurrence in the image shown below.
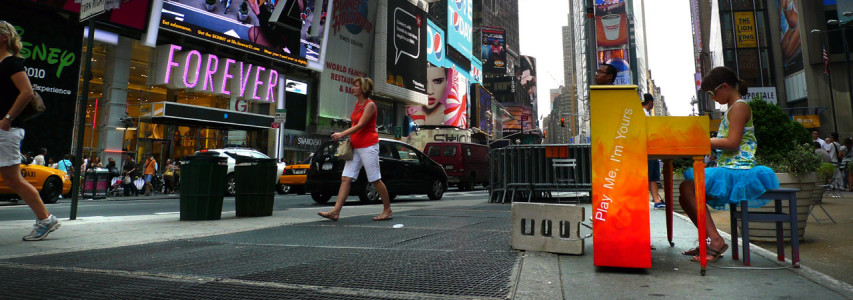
[372,213,393,221]
[682,246,702,256]
[317,211,339,221]
[691,244,728,263]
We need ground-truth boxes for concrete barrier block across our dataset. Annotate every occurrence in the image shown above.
[511,202,585,255]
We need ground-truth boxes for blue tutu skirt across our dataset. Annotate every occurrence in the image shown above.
[683,166,779,210]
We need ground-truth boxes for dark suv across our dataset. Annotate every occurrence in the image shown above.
[305,138,448,203]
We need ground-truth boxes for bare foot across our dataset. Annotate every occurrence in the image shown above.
[373,211,393,221]
[318,211,339,221]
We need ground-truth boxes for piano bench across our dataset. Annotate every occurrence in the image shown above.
[728,188,800,267]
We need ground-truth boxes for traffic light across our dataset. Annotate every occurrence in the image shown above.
[560,118,565,127]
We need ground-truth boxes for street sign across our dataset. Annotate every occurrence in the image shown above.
[271,122,281,129]
[80,0,107,22]
[274,108,286,124]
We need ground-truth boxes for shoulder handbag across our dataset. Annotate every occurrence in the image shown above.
[16,91,46,122]
[335,139,354,161]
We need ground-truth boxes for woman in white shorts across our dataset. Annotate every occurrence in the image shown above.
[0,21,61,241]
[318,77,393,221]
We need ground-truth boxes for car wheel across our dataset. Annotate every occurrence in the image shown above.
[359,183,380,203]
[225,174,236,196]
[389,192,397,201]
[311,192,332,203]
[276,184,290,195]
[427,179,445,200]
[40,176,62,204]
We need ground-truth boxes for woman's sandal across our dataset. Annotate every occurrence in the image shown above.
[691,244,729,263]
[317,211,339,221]
[372,213,393,221]
[682,246,701,256]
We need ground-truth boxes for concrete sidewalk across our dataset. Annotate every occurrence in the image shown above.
[1,196,852,299]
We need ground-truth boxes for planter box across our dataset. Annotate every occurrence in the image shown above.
[734,172,814,242]
[664,172,686,214]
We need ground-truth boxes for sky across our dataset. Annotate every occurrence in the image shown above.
[519,0,697,119]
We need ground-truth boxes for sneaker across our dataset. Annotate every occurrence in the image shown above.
[653,202,666,210]
[23,215,61,241]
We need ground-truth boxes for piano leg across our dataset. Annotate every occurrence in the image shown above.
[664,159,674,247]
[693,156,707,275]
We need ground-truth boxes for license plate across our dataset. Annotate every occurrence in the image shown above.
[444,165,454,170]
[322,163,333,171]
[293,169,306,174]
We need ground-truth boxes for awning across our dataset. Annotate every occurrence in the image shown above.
[140,102,274,130]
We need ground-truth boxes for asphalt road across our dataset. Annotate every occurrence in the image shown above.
[0,188,491,222]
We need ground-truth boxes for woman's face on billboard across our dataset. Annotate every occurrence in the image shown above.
[426,66,447,109]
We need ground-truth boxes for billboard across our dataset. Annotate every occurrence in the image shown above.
[594,0,631,84]
[384,0,427,93]
[1,5,83,160]
[778,0,803,75]
[317,0,378,119]
[407,67,468,128]
[519,55,537,106]
[446,0,473,59]
[502,105,532,134]
[33,0,152,33]
[481,27,506,73]
[477,86,493,135]
[427,19,447,68]
[734,11,757,48]
[160,0,308,67]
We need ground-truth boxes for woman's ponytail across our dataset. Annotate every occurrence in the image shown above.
[737,79,748,96]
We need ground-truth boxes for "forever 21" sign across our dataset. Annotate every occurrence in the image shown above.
[151,44,280,102]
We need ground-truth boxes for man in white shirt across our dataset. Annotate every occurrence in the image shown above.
[32,148,46,166]
[813,130,828,151]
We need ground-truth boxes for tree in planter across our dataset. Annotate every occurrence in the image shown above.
[748,97,812,170]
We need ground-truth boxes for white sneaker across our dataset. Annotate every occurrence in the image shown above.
[23,215,61,241]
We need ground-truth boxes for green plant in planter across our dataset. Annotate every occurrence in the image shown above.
[816,162,837,184]
[748,97,815,174]
[672,158,694,174]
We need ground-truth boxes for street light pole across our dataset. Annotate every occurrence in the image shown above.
[831,14,853,134]
[811,29,839,134]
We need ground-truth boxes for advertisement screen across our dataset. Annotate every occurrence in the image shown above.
[1,5,82,160]
[595,0,631,84]
[446,0,473,59]
[427,19,447,68]
[160,0,307,66]
[481,27,506,73]
[407,67,468,128]
[385,0,427,93]
[317,0,377,119]
[734,11,757,48]
[502,105,531,134]
[519,55,536,105]
[478,86,493,134]
[778,0,803,75]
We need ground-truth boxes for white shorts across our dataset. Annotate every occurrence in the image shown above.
[0,128,24,168]
[342,143,382,182]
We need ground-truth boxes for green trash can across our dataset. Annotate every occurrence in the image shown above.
[179,156,227,221]
[234,156,277,217]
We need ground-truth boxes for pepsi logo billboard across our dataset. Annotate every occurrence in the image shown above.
[446,0,472,59]
[426,19,447,67]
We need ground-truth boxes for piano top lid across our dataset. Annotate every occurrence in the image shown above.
[590,85,639,91]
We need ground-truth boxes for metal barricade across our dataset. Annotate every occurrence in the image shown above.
[489,144,592,203]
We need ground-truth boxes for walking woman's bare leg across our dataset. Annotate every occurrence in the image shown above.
[318,176,353,221]
[0,165,49,220]
[371,179,392,219]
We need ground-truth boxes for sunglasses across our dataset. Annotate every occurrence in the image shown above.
[706,83,725,98]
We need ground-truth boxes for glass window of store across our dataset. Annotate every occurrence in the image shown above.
[83,40,271,167]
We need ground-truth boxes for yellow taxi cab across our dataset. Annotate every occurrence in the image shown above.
[0,163,72,204]
[278,156,311,195]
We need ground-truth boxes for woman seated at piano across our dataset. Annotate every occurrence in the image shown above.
[679,66,779,263]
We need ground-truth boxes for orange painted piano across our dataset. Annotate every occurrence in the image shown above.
[590,85,713,275]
